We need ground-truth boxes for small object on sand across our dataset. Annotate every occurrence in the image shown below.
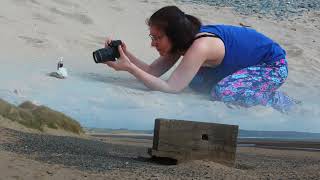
[239,22,252,28]
[291,28,297,31]
[49,57,68,79]
[13,89,19,95]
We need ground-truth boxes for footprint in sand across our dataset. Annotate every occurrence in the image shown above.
[290,80,306,88]
[285,44,304,57]
[85,35,106,47]
[52,0,80,8]
[111,6,124,12]
[0,15,10,24]
[18,36,48,48]
[12,0,40,6]
[49,7,93,25]
[32,13,56,24]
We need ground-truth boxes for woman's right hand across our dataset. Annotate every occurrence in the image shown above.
[105,37,128,54]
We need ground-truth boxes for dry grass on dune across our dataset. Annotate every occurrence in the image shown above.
[0,99,84,134]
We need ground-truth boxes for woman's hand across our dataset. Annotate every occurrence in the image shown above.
[105,37,128,54]
[104,45,133,72]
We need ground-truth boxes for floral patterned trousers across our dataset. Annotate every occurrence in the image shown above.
[190,59,291,110]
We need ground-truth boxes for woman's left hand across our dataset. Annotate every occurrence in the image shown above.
[104,45,133,72]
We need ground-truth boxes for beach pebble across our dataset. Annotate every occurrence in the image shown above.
[181,0,320,20]
[239,22,252,27]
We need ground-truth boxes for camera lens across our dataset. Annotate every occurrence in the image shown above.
[93,50,102,63]
[92,48,116,63]
[92,40,121,63]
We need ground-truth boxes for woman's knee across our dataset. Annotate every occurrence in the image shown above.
[211,84,235,102]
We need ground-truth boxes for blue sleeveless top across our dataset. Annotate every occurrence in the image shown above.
[199,25,286,82]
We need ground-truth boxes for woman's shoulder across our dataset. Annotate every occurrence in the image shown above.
[194,31,223,45]
[188,34,225,66]
[191,33,224,52]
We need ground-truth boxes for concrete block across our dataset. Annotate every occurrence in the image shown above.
[148,118,238,166]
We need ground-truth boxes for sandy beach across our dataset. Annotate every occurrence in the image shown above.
[1,127,320,180]
[0,0,320,179]
[0,0,319,132]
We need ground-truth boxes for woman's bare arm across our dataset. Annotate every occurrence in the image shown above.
[126,50,180,77]
[128,39,210,93]
[124,51,150,72]
[105,38,179,77]
[106,38,222,93]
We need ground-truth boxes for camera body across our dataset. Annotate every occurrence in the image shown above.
[93,40,122,63]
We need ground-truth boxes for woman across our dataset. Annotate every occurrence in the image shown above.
[104,6,296,112]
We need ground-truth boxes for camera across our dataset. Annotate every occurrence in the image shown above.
[92,40,122,63]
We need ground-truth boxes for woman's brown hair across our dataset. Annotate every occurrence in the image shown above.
[147,6,202,54]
